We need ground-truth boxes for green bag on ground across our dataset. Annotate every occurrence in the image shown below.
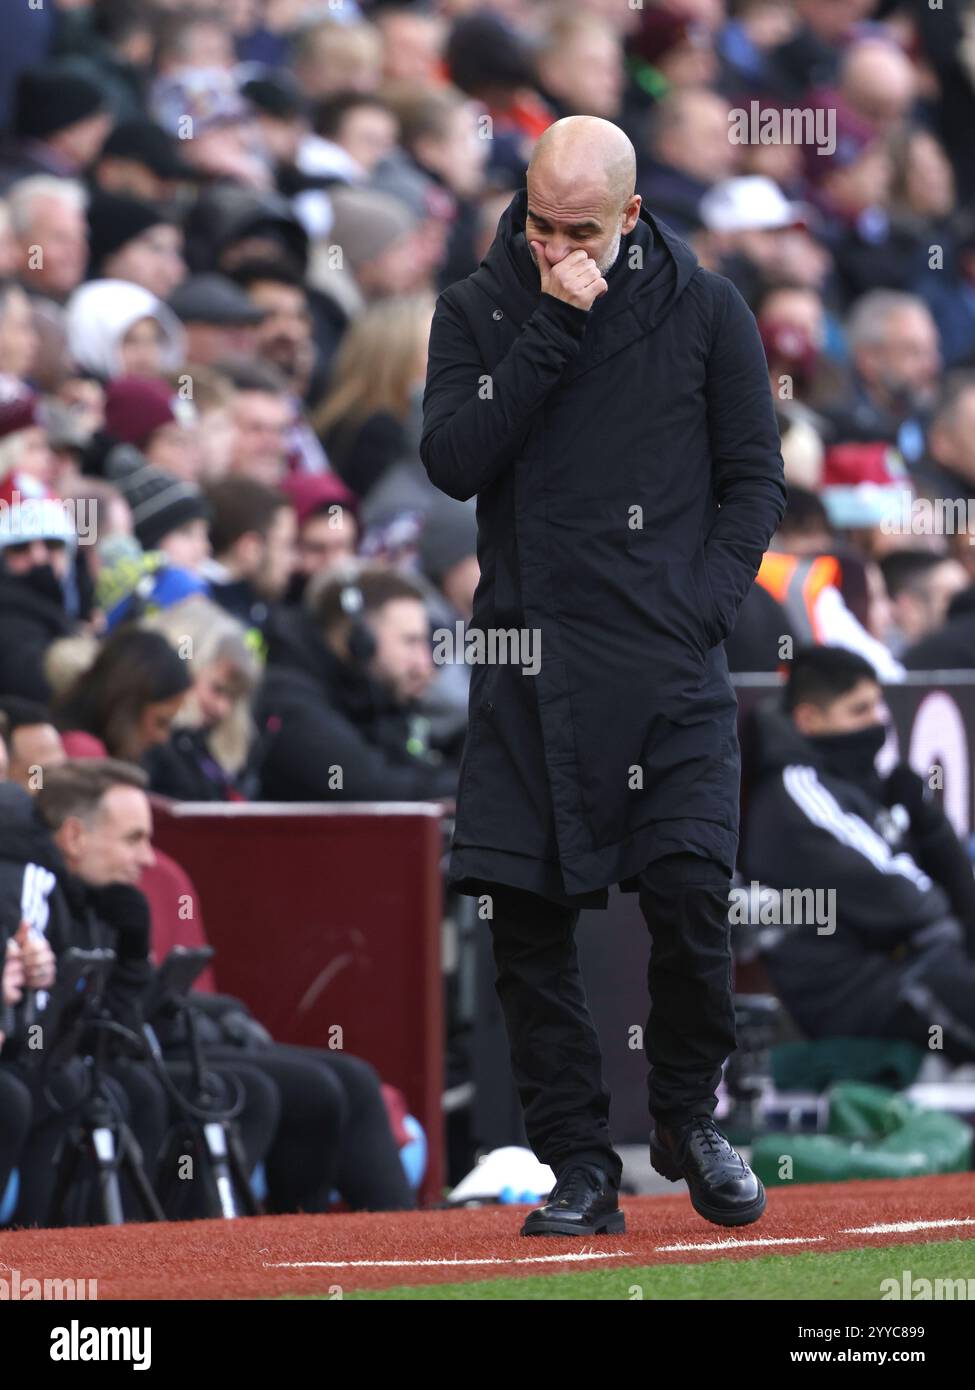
[771,1038,926,1093]
[751,1082,973,1186]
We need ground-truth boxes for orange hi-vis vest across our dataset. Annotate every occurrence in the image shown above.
[756,552,843,644]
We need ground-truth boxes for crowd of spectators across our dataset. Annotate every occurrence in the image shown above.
[2,0,975,1223]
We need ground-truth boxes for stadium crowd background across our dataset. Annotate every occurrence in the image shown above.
[1,0,975,1226]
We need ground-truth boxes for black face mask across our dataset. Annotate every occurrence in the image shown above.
[807,722,888,780]
[17,563,65,609]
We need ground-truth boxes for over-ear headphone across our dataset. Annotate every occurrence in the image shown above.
[338,580,377,665]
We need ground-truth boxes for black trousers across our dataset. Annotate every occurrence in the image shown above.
[486,852,737,1189]
[808,937,975,1064]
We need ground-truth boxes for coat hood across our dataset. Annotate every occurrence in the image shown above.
[470,185,700,330]
[64,278,185,380]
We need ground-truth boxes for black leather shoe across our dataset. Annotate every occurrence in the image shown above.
[521,1163,626,1237]
[649,1116,766,1227]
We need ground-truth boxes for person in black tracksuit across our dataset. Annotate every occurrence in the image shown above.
[743,646,975,1059]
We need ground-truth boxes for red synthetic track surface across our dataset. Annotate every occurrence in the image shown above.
[1,1173,972,1299]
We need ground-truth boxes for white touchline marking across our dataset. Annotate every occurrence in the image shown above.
[263,1251,634,1269]
[841,1218,975,1236]
[656,1237,825,1252]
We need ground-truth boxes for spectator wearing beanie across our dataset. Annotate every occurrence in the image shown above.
[105,443,211,574]
[306,186,420,325]
[65,278,185,381]
[279,471,360,604]
[0,64,112,192]
[93,118,196,205]
[87,190,186,299]
[103,376,202,482]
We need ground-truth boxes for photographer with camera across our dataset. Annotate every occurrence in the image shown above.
[0,763,281,1224]
[35,759,411,1216]
[0,779,118,1225]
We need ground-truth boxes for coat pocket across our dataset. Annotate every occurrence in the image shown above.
[692,548,724,651]
[622,541,720,662]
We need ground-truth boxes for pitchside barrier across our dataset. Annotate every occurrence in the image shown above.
[149,800,446,1207]
[150,674,975,1190]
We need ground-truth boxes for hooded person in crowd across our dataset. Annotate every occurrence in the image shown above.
[64,278,185,382]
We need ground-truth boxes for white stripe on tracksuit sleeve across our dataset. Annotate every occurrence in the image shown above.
[782,764,932,890]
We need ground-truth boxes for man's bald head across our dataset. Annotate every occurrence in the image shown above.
[528,115,636,207]
[525,116,640,276]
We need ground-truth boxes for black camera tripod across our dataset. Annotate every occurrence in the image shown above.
[35,949,166,1226]
[141,948,261,1220]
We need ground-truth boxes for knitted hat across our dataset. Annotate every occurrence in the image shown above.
[325,187,418,271]
[14,65,106,141]
[104,377,196,450]
[105,444,210,550]
[100,119,196,180]
[280,472,359,527]
[88,191,177,277]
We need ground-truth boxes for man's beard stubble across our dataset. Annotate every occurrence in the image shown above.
[596,225,623,275]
